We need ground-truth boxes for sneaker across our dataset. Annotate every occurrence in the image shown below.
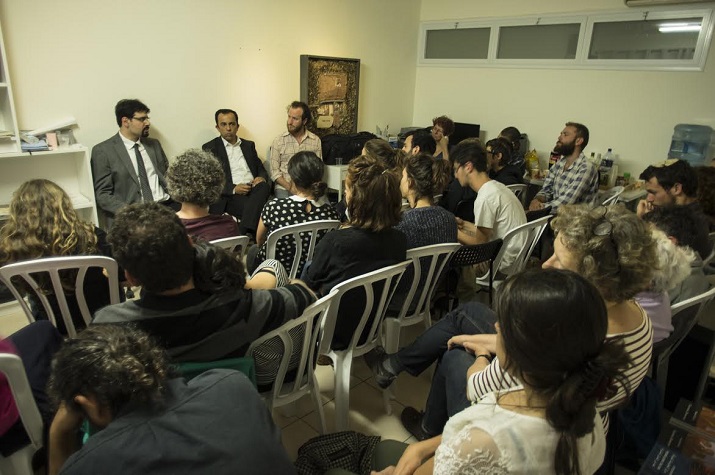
[400,406,432,441]
[363,346,396,389]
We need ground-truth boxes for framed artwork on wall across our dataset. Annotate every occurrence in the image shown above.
[300,55,360,137]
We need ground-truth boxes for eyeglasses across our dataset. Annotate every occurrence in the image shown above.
[131,116,150,123]
[590,205,621,275]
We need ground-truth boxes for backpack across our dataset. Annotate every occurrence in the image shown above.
[294,430,380,475]
[321,132,377,165]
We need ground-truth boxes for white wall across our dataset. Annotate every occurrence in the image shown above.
[416,0,715,175]
[0,0,419,160]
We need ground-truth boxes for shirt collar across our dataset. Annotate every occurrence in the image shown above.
[119,132,141,151]
[221,137,242,148]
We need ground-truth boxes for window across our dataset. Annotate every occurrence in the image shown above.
[498,23,580,60]
[419,8,713,71]
[425,28,490,59]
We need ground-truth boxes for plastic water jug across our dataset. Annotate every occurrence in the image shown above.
[669,124,713,166]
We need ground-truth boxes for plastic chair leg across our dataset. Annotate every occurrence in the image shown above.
[311,375,327,434]
[333,352,353,432]
[384,319,400,355]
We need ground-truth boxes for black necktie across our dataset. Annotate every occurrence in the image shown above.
[133,143,154,202]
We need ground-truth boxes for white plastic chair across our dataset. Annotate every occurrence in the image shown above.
[0,354,44,475]
[651,286,715,403]
[703,232,715,268]
[246,292,335,434]
[506,183,528,208]
[600,186,625,205]
[383,243,461,354]
[265,220,340,279]
[0,256,121,338]
[320,261,410,430]
[475,216,550,294]
[210,235,250,257]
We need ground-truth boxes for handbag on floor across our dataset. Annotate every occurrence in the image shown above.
[294,430,380,475]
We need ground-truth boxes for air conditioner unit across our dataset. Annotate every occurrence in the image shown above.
[625,0,712,6]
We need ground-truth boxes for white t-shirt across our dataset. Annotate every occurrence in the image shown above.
[473,180,527,273]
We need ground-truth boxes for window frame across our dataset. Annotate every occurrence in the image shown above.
[418,7,714,71]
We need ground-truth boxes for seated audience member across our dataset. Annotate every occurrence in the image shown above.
[431,115,455,161]
[486,136,523,186]
[368,204,654,440]
[202,108,270,236]
[358,269,629,475]
[47,325,294,475]
[0,179,118,334]
[402,130,437,157]
[1,321,62,458]
[166,148,239,242]
[92,203,315,363]
[499,125,525,173]
[696,165,715,229]
[363,138,403,172]
[397,153,456,248]
[530,122,599,213]
[451,139,526,274]
[247,151,339,275]
[304,154,407,348]
[643,205,711,303]
[635,228,694,343]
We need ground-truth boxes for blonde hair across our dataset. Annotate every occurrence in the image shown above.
[551,204,657,302]
[0,179,97,264]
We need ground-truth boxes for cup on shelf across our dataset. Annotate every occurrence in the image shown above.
[57,131,70,148]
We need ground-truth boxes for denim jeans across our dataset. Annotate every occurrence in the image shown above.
[393,301,498,436]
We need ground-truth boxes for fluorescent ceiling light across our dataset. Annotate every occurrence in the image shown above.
[658,22,701,33]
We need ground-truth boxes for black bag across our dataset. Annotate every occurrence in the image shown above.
[294,430,380,475]
[321,132,377,165]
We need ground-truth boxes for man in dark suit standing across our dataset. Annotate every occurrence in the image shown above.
[202,109,270,236]
[91,99,173,228]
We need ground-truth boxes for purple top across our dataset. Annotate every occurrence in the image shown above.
[181,214,240,242]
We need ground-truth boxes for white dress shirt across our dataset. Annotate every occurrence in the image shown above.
[120,134,170,202]
[222,137,254,187]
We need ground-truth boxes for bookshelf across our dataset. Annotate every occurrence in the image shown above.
[0,21,20,154]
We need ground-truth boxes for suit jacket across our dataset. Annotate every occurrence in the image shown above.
[202,137,269,196]
[91,133,169,219]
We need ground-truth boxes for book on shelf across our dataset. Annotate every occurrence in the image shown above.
[640,399,715,474]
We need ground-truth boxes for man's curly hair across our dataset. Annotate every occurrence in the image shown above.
[166,149,225,207]
[551,204,657,302]
[48,324,173,416]
[108,203,194,292]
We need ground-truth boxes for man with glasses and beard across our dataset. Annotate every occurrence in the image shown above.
[529,122,599,213]
[91,99,175,228]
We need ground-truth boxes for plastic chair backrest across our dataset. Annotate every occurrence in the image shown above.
[210,235,250,257]
[601,186,625,205]
[395,243,461,321]
[450,240,504,268]
[0,256,121,338]
[265,220,341,279]
[653,286,715,364]
[319,261,410,355]
[0,353,43,450]
[506,183,528,208]
[246,292,334,403]
[176,357,257,387]
[489,215,550,276]
[703,232,715,268]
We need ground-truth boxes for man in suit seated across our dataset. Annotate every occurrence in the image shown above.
[202,108,270,237]
[91,99,175,229]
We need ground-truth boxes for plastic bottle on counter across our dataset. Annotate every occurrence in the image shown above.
[599,148,615,188]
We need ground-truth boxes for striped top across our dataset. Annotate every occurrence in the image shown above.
[467,301,653,431]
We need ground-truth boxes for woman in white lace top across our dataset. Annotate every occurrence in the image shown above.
[371,269,630,475]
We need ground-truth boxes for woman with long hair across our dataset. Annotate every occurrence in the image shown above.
[247,150,339,275]
[0,179,116,333]
[304,154,406,348]
[344,269,629,475]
